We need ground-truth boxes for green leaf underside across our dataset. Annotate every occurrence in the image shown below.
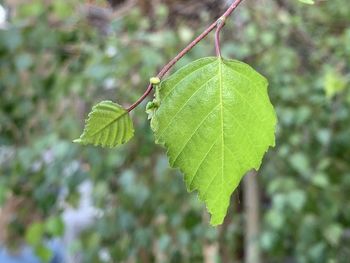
[74,101,134,148]
[152,57,277,225]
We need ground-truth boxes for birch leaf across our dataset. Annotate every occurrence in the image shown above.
[151,57,277,225]
[74,101,134,148]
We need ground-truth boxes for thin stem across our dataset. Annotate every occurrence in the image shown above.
[127,22,216,112]
[157,22,217,78]
[215,18,226,57]
[127,0,244,112]
[127,83,153,112]
[215,0,244,57]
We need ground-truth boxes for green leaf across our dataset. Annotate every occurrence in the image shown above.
[324,70,347,99]
[74,101,134,148]
[323,224,343,246]
[45,216,65,236]
[298,0,315,5]
[151,57,276,225]
[25,222,44,246]
[35,245,53,263]
[146,84,161,120]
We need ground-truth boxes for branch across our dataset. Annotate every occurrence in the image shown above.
[127,0,244,112]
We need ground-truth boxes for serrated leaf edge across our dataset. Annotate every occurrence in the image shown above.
[74,100,134,148]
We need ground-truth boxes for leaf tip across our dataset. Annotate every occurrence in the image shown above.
[73,138,82,144]
[209,213,224,226]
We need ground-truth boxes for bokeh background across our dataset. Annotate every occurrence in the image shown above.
[0,0,349,262]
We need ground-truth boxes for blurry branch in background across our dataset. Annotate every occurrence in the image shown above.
[82,3,113,34]
[109,0,137,18]
[244,171,261,263]
[103,0,237,28]
[86,0,138,23]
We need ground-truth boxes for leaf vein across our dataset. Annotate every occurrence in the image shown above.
[162,60,216,102]
[188,137,220,189]
[158,75,217,139]
[171,103,220,165]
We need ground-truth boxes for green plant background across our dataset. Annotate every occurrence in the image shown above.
[0,0,349,262]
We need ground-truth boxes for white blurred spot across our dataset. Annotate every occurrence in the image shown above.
[99,249,112,262]
[0,5,7,29]
[103,77,117,90]
[62,180,102,263]
[105,45,118,57]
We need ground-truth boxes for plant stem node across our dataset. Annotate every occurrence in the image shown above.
[150,77,161,85]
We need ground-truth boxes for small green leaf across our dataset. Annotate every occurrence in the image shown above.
[152,57,277,225]
[323,224,343,246]
[74,101,134,148]
[146,85,161,121]
[45,216,65,236]
[25,222,44,246]
[298,0,315,5]
[324,70,347,99]
[35,245,53,263]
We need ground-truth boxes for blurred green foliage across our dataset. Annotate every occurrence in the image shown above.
[0,0,349,262]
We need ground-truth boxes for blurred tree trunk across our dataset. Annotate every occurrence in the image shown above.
[218,193,243,263]
[243,171,261,263]
[218,196,233,263]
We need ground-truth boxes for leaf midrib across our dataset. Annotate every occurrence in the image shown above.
[219,58,225,194]
[89,111,127,138]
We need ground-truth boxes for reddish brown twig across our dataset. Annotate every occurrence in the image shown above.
[127,0,244,112]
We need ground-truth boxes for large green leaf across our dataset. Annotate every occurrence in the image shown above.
[151,57,277,225]
[74,101,134,148]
